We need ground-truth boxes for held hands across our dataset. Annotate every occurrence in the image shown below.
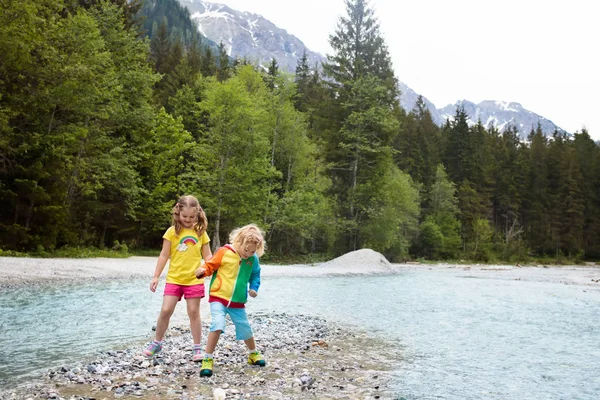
[195,267,206,279]
[248,289,258,298]
[150,277,159,292]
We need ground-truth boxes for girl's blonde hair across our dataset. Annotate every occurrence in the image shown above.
[229,224,266,257]
[172,195,208,237]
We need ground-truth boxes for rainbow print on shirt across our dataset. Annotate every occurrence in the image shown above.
[176,236,198,252]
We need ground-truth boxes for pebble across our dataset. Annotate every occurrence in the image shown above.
[1,312,400,399]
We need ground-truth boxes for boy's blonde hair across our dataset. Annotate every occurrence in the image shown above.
[229,224,266,257]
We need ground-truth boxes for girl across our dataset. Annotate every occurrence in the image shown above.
[194,224,266,377]
[143,195,212,362]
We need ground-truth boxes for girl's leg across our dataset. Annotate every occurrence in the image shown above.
[155,295,179,341]
[185,297,202,344]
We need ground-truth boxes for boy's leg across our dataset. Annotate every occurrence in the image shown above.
[206,302,227,353]
[245,337,266,366]
[200,302,226,377]
[244,336,257,352]
[205,330,222,354]
[229,308,266,367]
[200,330,221,377]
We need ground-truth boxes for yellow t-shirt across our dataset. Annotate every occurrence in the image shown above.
[163,226,210,285]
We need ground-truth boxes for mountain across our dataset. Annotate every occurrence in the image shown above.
[176,0,325,72]
[399,82,565,138]
[398,81,445,126]
[438,100,563,137]
[176,0,564,138]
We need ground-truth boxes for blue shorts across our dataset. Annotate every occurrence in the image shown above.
[209,302,253,341]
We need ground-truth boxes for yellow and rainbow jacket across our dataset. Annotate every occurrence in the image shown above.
[203,244,261,308]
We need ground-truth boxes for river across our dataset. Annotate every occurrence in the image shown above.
[1,267,599,399]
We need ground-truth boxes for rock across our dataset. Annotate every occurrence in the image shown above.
[213,387,226,400]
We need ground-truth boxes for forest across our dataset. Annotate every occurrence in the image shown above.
[1,0,599,262]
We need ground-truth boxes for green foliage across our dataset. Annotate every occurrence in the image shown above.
[470,218,493,261]
[360,166,420,259]
[418,217,444,259]
[1,0,599,265]
[140,0,207,49]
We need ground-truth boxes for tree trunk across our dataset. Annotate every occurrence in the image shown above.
[25,199,34,229]
[349,147,358,217]
[212,153,227,250]
[286,154,293,193]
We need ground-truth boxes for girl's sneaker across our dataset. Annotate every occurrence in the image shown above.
[192,345,203,362]
[143,340,162,358]
[248,351,266,366]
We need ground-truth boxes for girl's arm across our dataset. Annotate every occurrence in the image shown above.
[196,242,214,280]
[150,239,171,292]
[201,242,213,262]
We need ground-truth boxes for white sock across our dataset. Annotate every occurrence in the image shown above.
[204,353,213,359]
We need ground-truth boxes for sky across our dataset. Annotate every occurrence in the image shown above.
[218,0,599,140]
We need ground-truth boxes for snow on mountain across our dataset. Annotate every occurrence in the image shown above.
[176,0,325,72]
[437,99,564,138]
[399,82,565,138]
[177,0,565,138]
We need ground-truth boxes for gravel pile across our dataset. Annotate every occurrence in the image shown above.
[318,249,393,272]
[1,313,401,400]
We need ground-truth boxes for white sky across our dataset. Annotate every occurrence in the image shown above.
[219,0,599,140]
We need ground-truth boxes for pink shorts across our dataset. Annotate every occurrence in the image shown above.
[164,283,205,300]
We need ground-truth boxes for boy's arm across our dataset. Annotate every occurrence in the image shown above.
[248,256,261,292]
[195,246,224,278]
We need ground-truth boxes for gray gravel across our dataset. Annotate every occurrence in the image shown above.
[0,313,401,400]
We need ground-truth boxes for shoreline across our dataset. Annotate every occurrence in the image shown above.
[1,256,599,290]
[1,312,401,399]
[2,255,599,398]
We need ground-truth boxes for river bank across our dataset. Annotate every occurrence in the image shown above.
[0,251,404,399]
[1,253,599,290]
[2,253,599,399]
[1,312,400,400]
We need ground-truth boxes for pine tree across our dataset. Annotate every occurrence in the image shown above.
[294,50,311,112]
[200,46,216,77]
[264,58,279,90]
[320,0,407,253]
[394,96,440,194]
[573,129,600,257]
[216,41,230,82]
[522,124,551,254]
[324,0,397,98]
[149,18,171,74]
[186,35,203,75]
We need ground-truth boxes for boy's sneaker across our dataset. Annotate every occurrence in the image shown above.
[200,358,214,377]
[192,346,203,362]
[143,340,162,358]
[248,351,266,366]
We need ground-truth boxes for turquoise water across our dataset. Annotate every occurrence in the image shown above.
[1,268,599,399]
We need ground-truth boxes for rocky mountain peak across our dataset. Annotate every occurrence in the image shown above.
[176,0,565,138]
[177,0,325,72]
